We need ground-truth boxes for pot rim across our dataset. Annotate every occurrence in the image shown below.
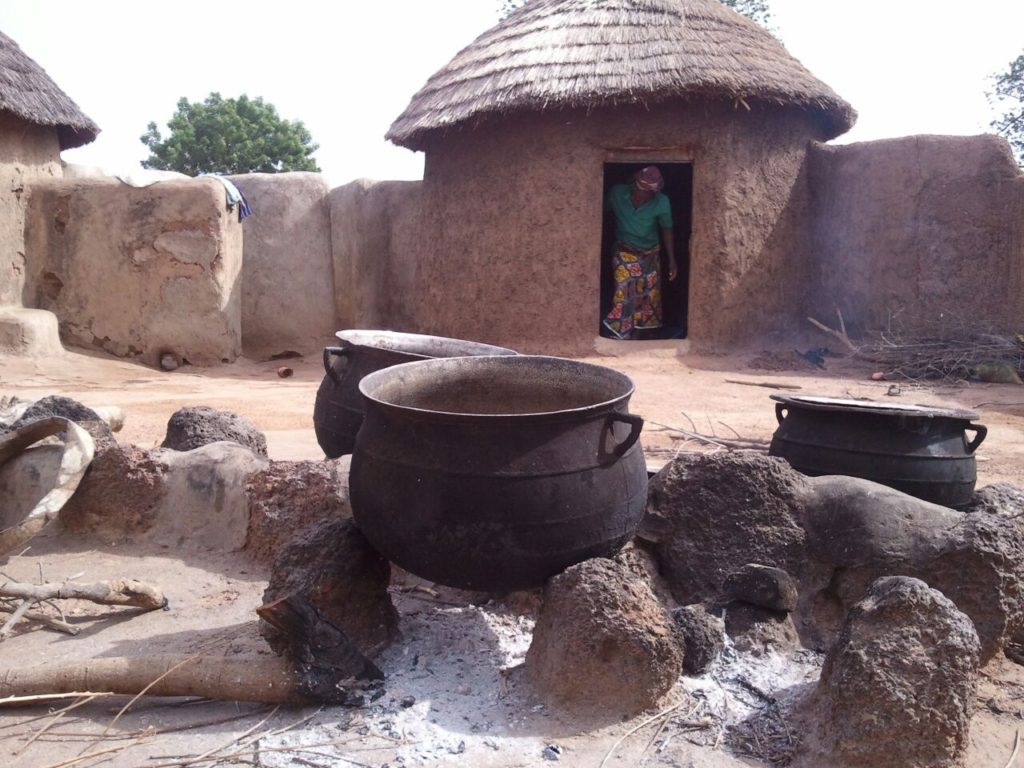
[771,394,980,422]
[335,329,516,359]
[358,355,636,421]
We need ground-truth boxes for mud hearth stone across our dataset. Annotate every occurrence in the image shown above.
[245,458,351,565]
[671,604,723,674]
[161,405,268,456]
[801,475,1024,663]
[722,563,798,613]
[60,443,168,536]
[964,482,1024,517]
[642,452,809,605]
[526,558,683,715]
[722,602,800,655]
[802,576,980,768]
[9,395,114,446]
[261,518,397,659]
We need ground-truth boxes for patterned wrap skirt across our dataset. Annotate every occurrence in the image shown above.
[602,242,663,339]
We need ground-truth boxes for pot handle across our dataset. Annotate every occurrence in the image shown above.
[323,346,351,386]
[964,423,987,454]
[609,413,644,457]
[775,404,788,425]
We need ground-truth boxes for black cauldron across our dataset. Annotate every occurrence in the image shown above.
[312,330,516,458]
[769,394,987,508]
[349,355,648,591]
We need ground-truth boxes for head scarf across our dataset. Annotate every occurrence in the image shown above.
[634,165,664,192]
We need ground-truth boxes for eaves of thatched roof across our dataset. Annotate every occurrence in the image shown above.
[388,0,856,150]
[0,30,98,150]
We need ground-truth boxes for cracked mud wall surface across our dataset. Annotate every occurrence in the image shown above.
[808,134,1024,334]
[23,177,243,365]
[0,112,62,307]
[226,172,337,357]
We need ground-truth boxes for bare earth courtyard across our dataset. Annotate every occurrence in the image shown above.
[0,345,1021,767]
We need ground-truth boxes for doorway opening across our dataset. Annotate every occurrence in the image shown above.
[599,161,693,339]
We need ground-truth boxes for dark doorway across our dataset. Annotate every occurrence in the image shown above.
[599,162,693,339]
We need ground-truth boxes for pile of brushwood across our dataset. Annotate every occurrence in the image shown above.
[809,311,1024,384]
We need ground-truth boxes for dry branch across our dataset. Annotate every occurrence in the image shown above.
[0,579,166,610]
[0,657,309,704]
[0,655,374,705]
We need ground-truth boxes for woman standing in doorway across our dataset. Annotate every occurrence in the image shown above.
[602,166,678,340]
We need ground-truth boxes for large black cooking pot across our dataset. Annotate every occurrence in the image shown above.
[768,395,987,508]
[313,330,516,458]
[349,355,648,591]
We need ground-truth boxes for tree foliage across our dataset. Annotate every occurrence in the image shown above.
[141,93,320,175]
[720,0,771,27]
[990,53,1024,164]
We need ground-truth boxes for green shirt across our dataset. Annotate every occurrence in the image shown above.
[605,184,672,249]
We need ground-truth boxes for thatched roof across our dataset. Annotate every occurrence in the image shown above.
[0,30,98,149]
[387,0,855,150]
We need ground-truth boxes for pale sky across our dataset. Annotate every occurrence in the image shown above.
[1,1,1021,186]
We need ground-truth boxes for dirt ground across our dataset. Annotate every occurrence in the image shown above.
[1,343,1022,767]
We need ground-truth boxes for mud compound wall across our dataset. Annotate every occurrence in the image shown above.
[330,179,423,332]
[406,102,823,353]
[23,177,244,365]
[807,135,1024,335]
[226,172,336,357]
[0,113,62,306]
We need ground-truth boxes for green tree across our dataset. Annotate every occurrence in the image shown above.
[721,0,771,27]
[990,53,1024,164]
[141,93,320,175]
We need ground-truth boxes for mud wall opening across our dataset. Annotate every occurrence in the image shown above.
[599,162,693,340]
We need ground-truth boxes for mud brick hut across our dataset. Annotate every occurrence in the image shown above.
[0,30,97,353]
[364,0,1024,354]
[384,0,856,352]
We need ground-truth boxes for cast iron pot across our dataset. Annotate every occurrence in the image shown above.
[768,394,987,508]
[349,355,648,591]
[313,330,516,458]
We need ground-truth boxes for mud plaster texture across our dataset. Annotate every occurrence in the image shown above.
[226,172,337,358]
[807,134,1024,336]
[0,112,62,307]
[331,101,821,353]
[22,176,243,365]
[330,178,422,331]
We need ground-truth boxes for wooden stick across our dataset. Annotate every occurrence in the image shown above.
[1005,729,1021,768]
[724,380,802,391]
[0,656,319,704]
[0,579,166,610]
[0,692,113,707]
[807,316,858,354]
[0,599,33,639]
[599,700,686,768]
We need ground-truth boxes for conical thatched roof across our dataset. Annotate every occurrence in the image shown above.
[388,0,855,150]
[0,30,98,150]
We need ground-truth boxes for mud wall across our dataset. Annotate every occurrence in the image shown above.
[226,172,336,357]
[330,179,423,331]
[0,112,62,306]
[807,135,1024,334]
[23,177,243,365]
[406,102,822,353]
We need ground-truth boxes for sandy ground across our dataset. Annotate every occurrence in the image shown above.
[0,343,1022,767]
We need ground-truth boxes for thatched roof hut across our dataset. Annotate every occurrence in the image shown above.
[0,30,98,149]
[388,0,855,150]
